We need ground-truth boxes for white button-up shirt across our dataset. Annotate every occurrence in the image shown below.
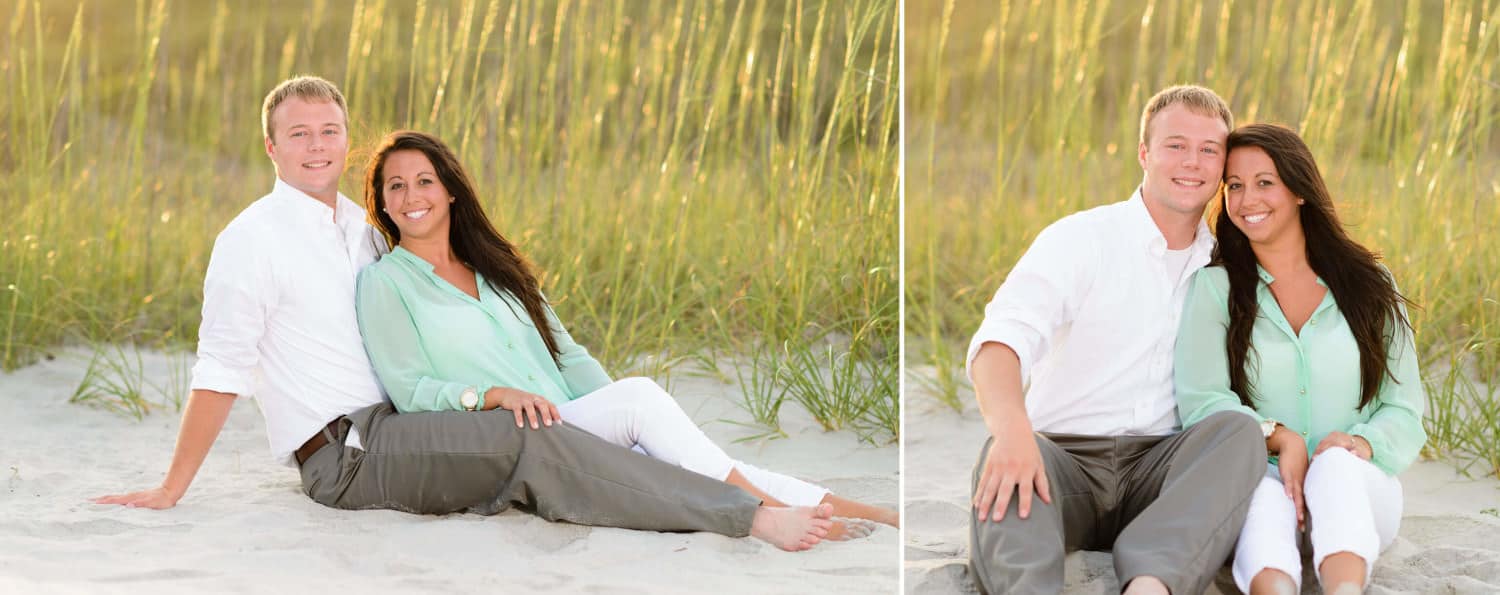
[190,178,387,466]
[966,189,1215,436]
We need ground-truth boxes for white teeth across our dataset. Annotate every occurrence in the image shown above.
[1244,214,1268,224]
[405,209,430,220]
[1174,178,1203,187]
[304,161,330,169]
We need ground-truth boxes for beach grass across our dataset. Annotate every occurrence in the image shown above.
[0,0,898,442]
[907,0,1500,473]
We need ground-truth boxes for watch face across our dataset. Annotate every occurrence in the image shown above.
[462,389,478,409]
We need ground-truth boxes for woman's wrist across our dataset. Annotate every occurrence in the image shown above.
[1352,434,1374,460]
[1267,426,1299,454]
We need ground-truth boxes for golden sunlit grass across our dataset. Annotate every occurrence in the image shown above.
[907,0,1499,473]
[1,0,898,442]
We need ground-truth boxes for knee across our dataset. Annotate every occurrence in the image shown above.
[1199,411,1262,444]
[1307,446,1363,490]
[613,377,678,411]
[1198,411,1268,473]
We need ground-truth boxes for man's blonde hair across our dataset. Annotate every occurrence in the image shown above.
[1139,85,1233,145]
[262,75,348,140]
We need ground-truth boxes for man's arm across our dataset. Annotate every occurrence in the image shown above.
[93,390,237,509]
[970,342,1050,522]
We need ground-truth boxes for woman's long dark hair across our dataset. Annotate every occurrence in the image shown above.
[364,130,563,367]
[1214,123,1413,411]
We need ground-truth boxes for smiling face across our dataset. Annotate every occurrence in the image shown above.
[379,149,453,242]
[1224,145,1305,247]
[1137,103,1230,218]
[264,96,347,204]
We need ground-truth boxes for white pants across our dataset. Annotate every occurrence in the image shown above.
[1233,447,1403,592]
[557,377,831,507]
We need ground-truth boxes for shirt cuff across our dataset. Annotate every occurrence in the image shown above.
[966,320,1040,386]
[189,358,255,396]
[1346,422,1398,476]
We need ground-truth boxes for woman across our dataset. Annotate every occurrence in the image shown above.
[1174,124,1426,594]
[355,131,897,539]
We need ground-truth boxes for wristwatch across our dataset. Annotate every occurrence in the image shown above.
[1259,418,1279,439]
[460,387,480,411]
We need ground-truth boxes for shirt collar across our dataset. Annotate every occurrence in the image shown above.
[388,245,434,272]
[1124,187,1215,258]
[1254,264,1329,288]
[270,177,359,229]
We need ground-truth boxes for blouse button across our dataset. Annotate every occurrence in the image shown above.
[528,374,536,381]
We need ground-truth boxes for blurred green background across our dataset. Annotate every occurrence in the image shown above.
[1,0,898,442]
[906,0,1500,474]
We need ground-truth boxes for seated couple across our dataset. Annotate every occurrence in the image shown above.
[967,85,1424,594]
[94,75,897,551]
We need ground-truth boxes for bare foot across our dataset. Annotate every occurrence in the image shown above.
[749,503,834,551]
[1123,575,1169,595]
[826,518,877,541]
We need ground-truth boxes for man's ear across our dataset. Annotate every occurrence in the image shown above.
[1137,142,1148,169]
[264,135,275,159]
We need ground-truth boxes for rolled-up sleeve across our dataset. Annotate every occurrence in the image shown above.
[965,220,1091,386]
[547,303,613,398]
[191,225,271,396]
[1173,268,1266,428]
[1348,304,1427,475]
[355,266,491,412]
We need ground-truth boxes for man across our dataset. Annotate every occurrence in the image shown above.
[967,85,1267,593]
[94,75,832,552]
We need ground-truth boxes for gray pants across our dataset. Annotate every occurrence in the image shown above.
[299,402,760,535]
[969,411,1266,594]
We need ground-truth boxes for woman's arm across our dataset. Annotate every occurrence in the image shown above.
[1174,268,1268,428]
[544,301,613,397]
[1346,305,1428,475]
[356,266,494,412]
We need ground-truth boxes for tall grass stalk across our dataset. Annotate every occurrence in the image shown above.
[2,0,898,442]
[908,0,1500,473]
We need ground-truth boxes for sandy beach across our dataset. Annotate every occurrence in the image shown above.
[904,368,1500,594]
[0,348,897,594]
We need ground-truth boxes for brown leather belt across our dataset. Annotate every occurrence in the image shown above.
[295,419,341,466]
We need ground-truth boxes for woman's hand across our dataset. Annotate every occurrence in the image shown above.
[485,387,562,429]
[1269,428,1309,530]
[1314,430,1372,461]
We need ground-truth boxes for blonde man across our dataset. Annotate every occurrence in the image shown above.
[967,85,1266,594]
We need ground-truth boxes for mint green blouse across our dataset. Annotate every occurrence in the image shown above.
[1174,266,1426,476]
[355,247,613,412]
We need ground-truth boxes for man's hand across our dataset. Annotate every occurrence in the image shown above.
[92,486,182,510]
[973,418,1052,522]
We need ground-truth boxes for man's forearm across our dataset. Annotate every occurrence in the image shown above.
[160,389,238,499]
[971,342,1031,437]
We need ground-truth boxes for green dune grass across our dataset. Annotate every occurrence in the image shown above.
[907,0,1499,473]
[1,0,898,442]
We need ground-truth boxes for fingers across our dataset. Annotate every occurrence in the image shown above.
[1016,475,1034,520]
[1035,465,1053,505]
[973,470,1001,521]
[511,406,525,428]
[1313,436,1333,456]
[546,402,562,425]
[991,473,1015,522]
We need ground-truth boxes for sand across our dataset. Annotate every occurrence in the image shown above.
[0,348,897,594]
[903,368,1500,595]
